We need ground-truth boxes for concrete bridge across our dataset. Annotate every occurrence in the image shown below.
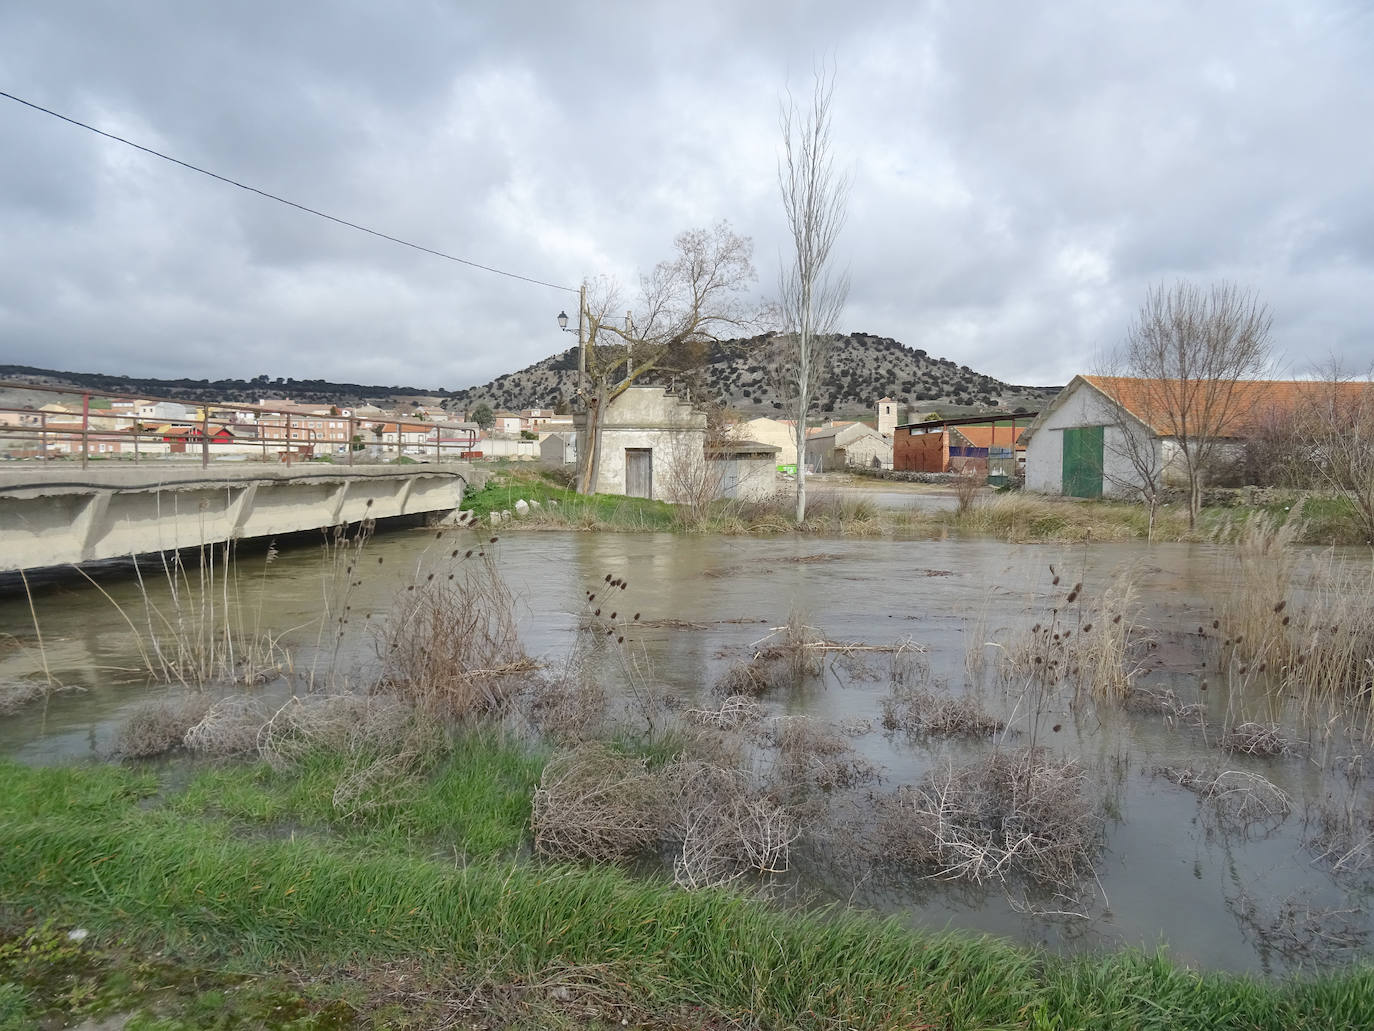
[0,462,483,573]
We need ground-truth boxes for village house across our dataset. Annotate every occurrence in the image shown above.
[707,440,780,500]
[803,421,892,471]
[893,414,1034,480]
[1020,375,1364,499]
[574,385,707,500]
[735,416,799,468]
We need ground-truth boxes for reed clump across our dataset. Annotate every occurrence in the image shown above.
[1208,515,1374,736]
[878,748,1104,889]
[1000,566,1146,705]
[376,548,536,719]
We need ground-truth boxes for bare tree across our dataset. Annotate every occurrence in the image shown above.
[775,68,849,523]
[1092,357,1168,539]
[1299,363,1374,541]
[1112,281,1272,527]
[575,222,757,494]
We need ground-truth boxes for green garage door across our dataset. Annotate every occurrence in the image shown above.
[1062,426,1103,498]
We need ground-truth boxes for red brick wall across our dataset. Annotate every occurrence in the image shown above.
[894,430,948,472]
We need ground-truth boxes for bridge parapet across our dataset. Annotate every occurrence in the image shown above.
[0,463,483,573]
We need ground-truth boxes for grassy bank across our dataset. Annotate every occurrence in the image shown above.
[462,466,1371,544]
[1,752,1371,1030]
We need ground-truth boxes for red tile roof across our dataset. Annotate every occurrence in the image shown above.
[1081,376,1370,437]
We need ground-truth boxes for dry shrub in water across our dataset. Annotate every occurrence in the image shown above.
[1219,721,1293,757]
[522,671,607,744]
[660,756,795,890]
[713,612,825,697]
[1304,761,1374,875]
[881,686,1003,738]
[113,693,212,758]
[531,744,797,888]
[531,745,666,863]
[255,693,438,769]
[1156,765,1292,833]
[377,550,534,719]
[1230,891,1367,965]
[877,748,1103,888]
[684,694,764,732]
[184,695,273,756]
[769,716,879,791]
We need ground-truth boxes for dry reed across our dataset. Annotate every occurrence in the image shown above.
[376,549,534,719]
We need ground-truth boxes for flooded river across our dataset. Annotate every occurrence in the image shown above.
[2,526,1371,975]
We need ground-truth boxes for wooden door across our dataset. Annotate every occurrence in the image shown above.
[625,448,652,498]
[1062,426,1104,498]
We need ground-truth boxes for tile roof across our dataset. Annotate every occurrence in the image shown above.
[952,424,1028,449]
[1081,376,1370,437]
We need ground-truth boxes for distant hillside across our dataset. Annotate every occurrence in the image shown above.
[0,365,446,408]
[444,333,1061,417]
[0,334,1061,419]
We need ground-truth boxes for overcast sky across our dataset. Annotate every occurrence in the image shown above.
[1,1,1370,392]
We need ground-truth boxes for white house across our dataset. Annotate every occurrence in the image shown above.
[574,385,707,500]
[735,417,798,468]
[804,422,892,471]
[1021,376,1167,498]
[1021,375,1362,499]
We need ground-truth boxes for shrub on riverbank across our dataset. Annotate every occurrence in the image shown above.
[1,757,1371,1030]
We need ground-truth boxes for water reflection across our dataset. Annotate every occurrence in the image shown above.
[1,527,1370,974]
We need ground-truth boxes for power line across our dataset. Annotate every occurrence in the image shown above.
[0,88,577,294]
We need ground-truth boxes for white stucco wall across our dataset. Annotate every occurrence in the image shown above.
[737,418,797,466]
[710,452,779,501]
[575,386,707,500]
[1024,382,1161,497]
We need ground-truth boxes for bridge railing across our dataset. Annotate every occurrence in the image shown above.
[0,382,480,469]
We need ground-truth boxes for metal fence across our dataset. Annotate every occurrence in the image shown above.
[0,381,478,469]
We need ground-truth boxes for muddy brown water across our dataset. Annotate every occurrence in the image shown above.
[1,527,1371,976]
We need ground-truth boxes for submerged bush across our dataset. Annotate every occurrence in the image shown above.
[113,693,212,758]
[878,748,1104,889]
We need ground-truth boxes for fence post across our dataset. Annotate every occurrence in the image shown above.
[285,414,292,467]
[347,416,355,466]
[81,392,90,468]
[201,406,210,469]
[40,412,48,460]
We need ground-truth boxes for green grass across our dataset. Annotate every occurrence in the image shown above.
[462,468,678,530]
[170,731,544,857]
[1,756,1371,1029]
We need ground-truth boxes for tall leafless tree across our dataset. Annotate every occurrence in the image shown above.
[575,222,758,494]
[1092,357,1168,540]
[775,68,849,523]
[1113,281,1272,527]
[1298,362,1374,542]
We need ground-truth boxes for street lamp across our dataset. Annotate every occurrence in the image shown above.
[555,284,587,376]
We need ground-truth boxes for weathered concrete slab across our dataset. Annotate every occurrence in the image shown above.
[0,462,484,572]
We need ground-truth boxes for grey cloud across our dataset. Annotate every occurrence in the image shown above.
[1,0,1370,388]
